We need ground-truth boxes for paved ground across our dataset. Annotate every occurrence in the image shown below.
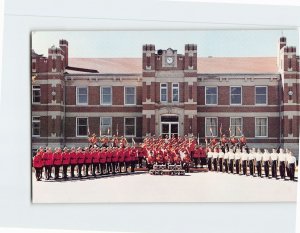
[32,171,298,203]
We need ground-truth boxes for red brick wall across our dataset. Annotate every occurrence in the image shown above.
[88,86,100,105]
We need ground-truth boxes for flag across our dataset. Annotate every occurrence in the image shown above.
[116,124,119,136]
[197,133,200,145]
[219,123,223,135]
[107,127,110,135]
[132,138,136,146]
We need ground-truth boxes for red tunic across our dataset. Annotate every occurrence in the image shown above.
[92,151,100,164]
[193,149,201,158]
[118,149,125,162]
[124,149,131,162]
[33,153,43,168]
[77,152,85,164]
[106,150,112,163]
[130,149,138,162]
[43,152,53,166]
[70,152,78,165]
[53,152,62,166]
[85,151,92,164]
[62,152,70,165]
[111,150,119,163]
[99,151,106,164]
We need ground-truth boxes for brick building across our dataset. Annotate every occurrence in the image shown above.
[31,37,300,155]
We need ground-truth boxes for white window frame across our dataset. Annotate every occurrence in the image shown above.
[255,117,268,138]
[205,86,218,105]
[124,117,136,137]
[124,86,136,105]
[172,83,179,103]
[205,117,218,137]
[76,117,88,137]
[160,83,168,103]
[32,85,41,104]
[100,86,112,105]
[255,86,268,105]
[230,86,242,105]
[100,117,112,136]
[76,87,88,105]
[32,116,40,137]
[230,117,243,137]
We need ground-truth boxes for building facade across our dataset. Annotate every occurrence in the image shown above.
[31,37,300,155]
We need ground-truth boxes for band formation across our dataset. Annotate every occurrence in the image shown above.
[32,134,297,182]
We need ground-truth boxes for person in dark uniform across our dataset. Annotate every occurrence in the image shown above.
[270,149,278,179]
[241,149,248,176]
[212,148,219,172]
[255,149,263,177]
[278,148,287,179]
[248,148,255,176]
[286,151,296,181]
[263,149,271,178]
[207,148,213,171]
[229,149,235,174]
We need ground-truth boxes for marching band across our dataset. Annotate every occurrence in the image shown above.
[32,133,297,182]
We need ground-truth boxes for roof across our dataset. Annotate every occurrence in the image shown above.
[67,57,278,74]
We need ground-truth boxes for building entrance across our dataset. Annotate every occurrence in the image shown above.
[160,115,179,138]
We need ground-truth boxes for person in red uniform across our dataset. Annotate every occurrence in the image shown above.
[69,147,77,178]
[118,148,125,173]
[137,144,145,168]
[124,147,131,173]
[199,145,207,168]
[33,148,44,181]
[91,147,100,176]
[193,145,201,168]
[182,152,191,173]
[99,148,107,175]
[146,152,155,171]
[61,147,70,179]
[84,147,92,176]
[77,147,85,178]
[130,147,137,173]
[111,147,119,174]
[43,147,53,180]
[53,147,62,179]
[106,148,112,174]
[173,153,181,165]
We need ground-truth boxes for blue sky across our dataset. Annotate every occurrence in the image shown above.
[32,30,299,58]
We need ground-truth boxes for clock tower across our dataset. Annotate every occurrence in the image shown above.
[142,44,198,138]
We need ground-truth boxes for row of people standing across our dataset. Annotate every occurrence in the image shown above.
[32,146,144,181]
[207,147,297,181]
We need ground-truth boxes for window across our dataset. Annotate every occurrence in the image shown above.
[101,87,112,105]
[160,83,168,102]
[172,83,179,102]
[205,117,218,137]
[230,117,243,137]
[100,117,112,136]
[255,117,268,137]
[255,86,267,105]
[76,117,88,137]
[205,87,217,105]
[32,85,41,103]
[230,86,242,105]
[124,86,136,105]
[32,116,40,137]
[124,117,136,137]
[76,87,88,105]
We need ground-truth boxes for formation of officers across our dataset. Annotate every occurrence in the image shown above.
[32,133,297,182]
[207,147,297,181]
